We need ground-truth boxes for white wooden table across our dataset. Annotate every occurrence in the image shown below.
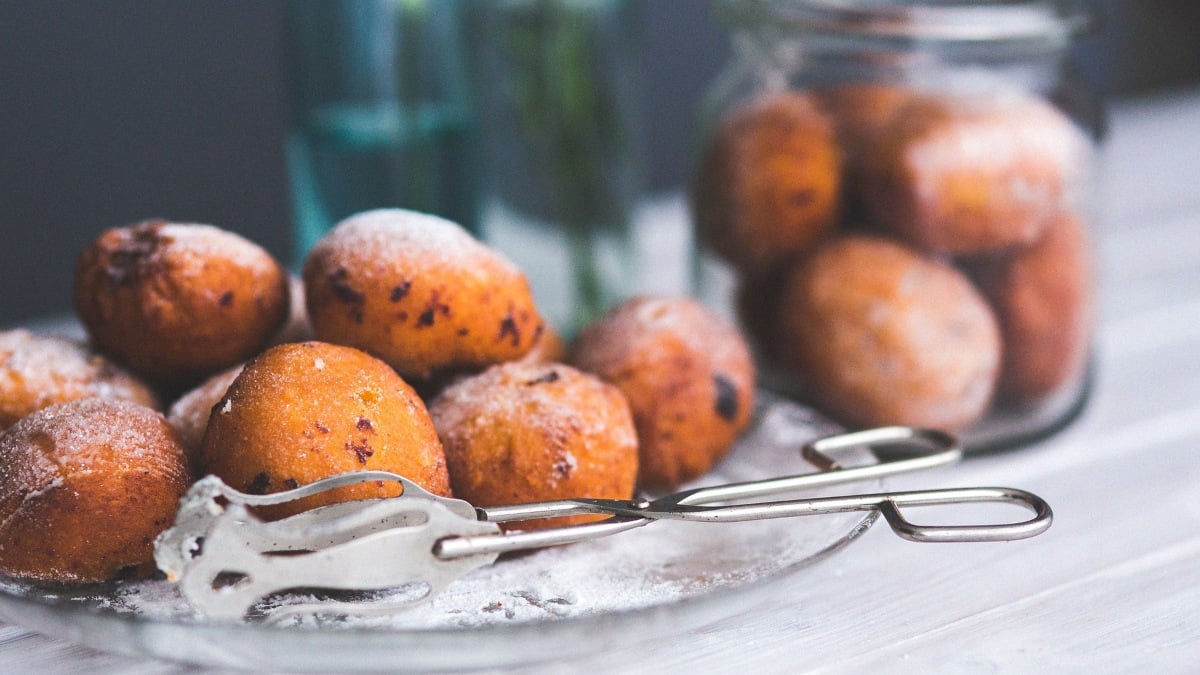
[1,88,1198,673]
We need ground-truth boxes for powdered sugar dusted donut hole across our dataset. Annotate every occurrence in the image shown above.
[73,220,291,383]
[303,209,545,381]
[0,329,160,431]
[858,89,1090,255]
[200,341,450,520]
[0,398,191,583]
[570,295,756,491]
[777,235,1001,431]
[429,361,638,530]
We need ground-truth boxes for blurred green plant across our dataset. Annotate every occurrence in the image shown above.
[484,0,641,329]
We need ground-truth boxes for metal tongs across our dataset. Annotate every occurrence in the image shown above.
[154,426,1052,622]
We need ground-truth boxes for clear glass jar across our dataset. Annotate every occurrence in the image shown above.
[690,0,1101,451]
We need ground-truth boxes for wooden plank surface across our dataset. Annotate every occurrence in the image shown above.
[1,88,1198,673]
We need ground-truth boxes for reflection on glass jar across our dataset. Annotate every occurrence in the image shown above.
[691,0,1102,450]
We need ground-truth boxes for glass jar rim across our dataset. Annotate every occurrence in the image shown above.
[715,0,1092,45]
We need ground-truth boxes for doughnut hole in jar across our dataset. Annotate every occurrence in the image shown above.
[969,213,1093,406]
[692,0,1102,449]
[776,235,1002,432]
[691,91,842,273]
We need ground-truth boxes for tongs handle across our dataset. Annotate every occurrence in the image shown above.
[877,487,1052,542]
[658,425,961,510]
[436,426,1052,558]
[624,486,1053,543]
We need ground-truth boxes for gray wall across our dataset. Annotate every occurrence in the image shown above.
[0,0,1196,327]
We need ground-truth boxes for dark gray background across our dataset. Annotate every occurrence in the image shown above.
[1,0,1197,326]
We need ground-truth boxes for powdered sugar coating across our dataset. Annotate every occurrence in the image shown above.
[150,222,287,274]
[303,209,544,379]
[571,296,757,490]
[430,362,637,528]
[319,210,522,276]
[432,363,636,452]
[579,296,750,372]
[13,396,873,647]
[74,220,291,381]
[0,398,191,582]
[2,398,185,474]
[0,329,159,430]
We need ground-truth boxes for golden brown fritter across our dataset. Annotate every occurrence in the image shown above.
[858,91,1089,255]
[200,341,450,519]
[692,92,842,271]
[776,235,1001,430]
[74,220,290,383]
[971,214,1093,403]
[303,209,544,381]
[0,398,191,582]
[570,296,756,491]
[0,329,159,431]
[429,361,637,530]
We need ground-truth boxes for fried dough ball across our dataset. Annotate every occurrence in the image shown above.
[858,91,1089,255]
[200,342,449,518]
[429,362,637,530]
[0,329,159,431]
[166,363,244,466]
[74,220,290,383]
[303,209,544,380]
[816,83,911,165]
[971,214,1092,403]
[816,83,912,220]
[570,296,756,491]
[692,92,841,271]
[0,398,191,582]
[777,236,1001,430]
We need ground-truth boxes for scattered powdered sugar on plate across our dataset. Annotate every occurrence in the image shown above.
[155,223,281,274]
[0,395,874,634]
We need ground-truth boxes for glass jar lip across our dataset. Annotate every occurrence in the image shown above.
[715,0,1092,45]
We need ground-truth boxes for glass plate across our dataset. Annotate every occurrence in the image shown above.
[0,395,879,672]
